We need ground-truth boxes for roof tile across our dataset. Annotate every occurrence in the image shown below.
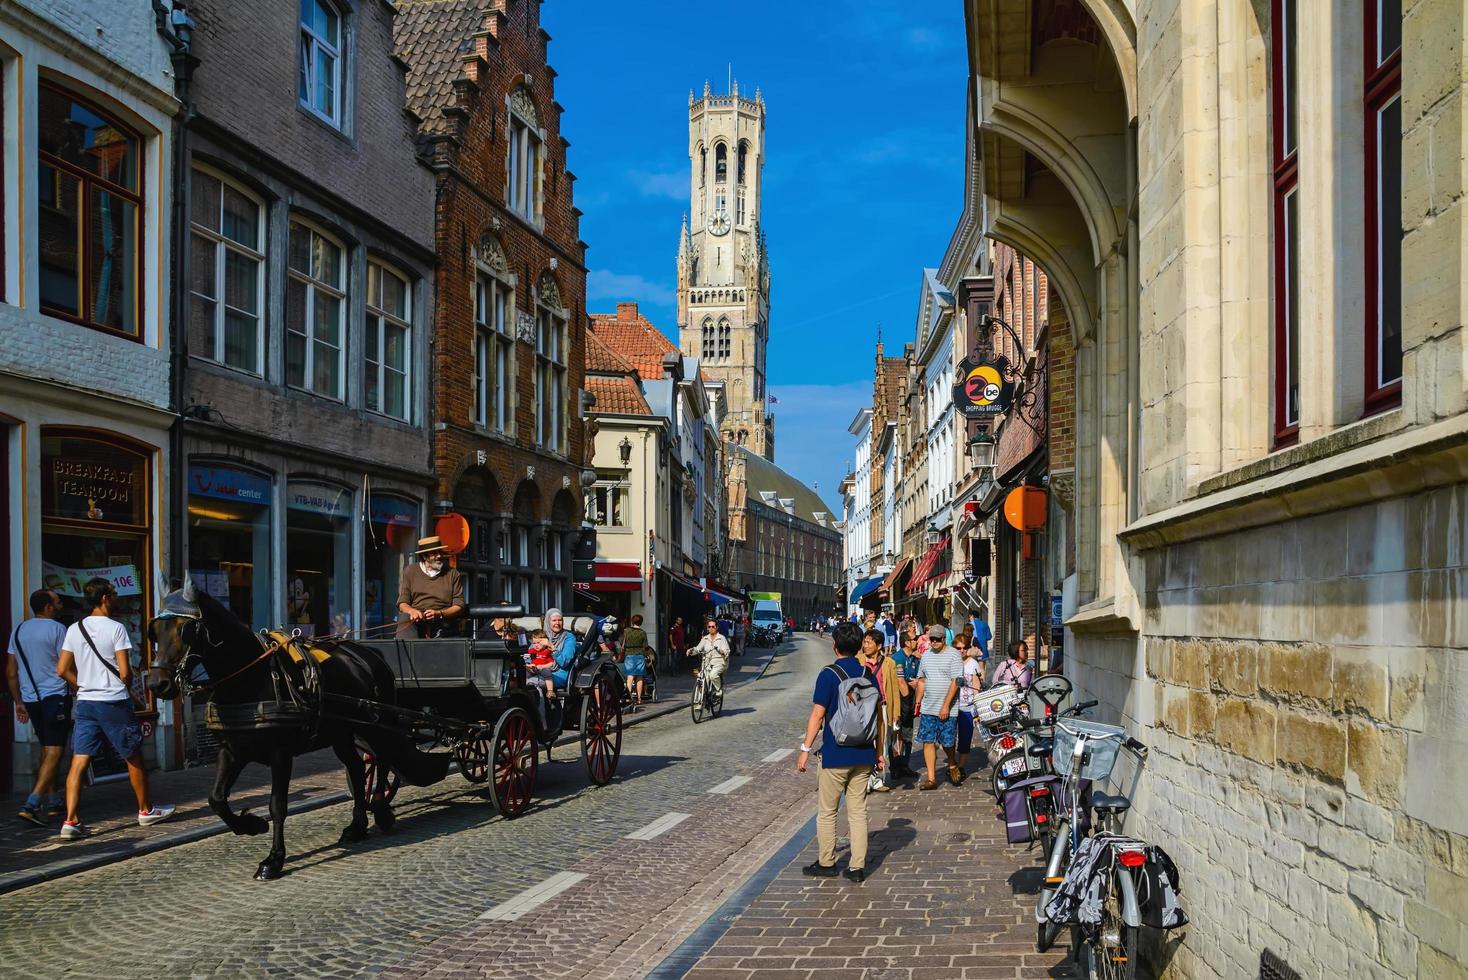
[586,376,651,416]
[588,302,679,378]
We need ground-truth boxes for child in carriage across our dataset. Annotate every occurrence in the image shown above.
[525,629,558,699]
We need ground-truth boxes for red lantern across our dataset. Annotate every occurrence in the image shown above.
[435,512,471,555]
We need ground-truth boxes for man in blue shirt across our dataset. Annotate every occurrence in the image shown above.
[797,622,882,882]
[969,612,993,664]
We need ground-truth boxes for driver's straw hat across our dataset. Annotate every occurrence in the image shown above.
[416,535,446,555]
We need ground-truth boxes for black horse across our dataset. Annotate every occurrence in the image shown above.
[147,582,446,879]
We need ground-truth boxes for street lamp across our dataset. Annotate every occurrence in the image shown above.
[618,436,633,467]
[968,428,995,470]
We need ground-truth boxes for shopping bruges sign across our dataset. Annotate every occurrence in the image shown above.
[953,356,1013,418]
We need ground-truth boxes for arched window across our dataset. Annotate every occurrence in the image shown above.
[699,144,707,187]
[737,140,748,185]
[1271,0,1300,445]
[714,143,727,183]
[701,317,714,359]
[717,317,731,360]
[507,87,543,223]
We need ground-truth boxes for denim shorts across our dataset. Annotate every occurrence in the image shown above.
[622,654,646,677]
[916,713,957,747]
[73,698,143,760]
[25,695,74,748]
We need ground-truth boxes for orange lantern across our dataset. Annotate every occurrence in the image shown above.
[434,512,471,555]
[1003,486,1047,532]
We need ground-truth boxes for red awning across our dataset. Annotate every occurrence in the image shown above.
[907,536,950,595]
[584,559,642,592]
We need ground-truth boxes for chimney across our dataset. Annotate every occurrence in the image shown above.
[617,302,639,320]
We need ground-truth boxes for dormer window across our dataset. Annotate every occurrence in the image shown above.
[299,0,343,126]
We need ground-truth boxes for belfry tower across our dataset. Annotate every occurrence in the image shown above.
[676,79,773,460]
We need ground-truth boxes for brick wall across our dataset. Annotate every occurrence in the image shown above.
[188,0,434,248]
[407,0,588,515]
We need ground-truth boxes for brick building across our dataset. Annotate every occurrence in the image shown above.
[396,0,588,615]
[176,0,438,686]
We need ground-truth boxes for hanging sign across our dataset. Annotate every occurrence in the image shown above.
[953,356,1014,419]
[1003,486,1048,532]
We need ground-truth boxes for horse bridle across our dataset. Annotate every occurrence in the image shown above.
[150,610,224,695]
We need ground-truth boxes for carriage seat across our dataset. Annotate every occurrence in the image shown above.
[506,615,599,638]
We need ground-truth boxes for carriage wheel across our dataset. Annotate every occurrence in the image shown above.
[361,752,402,803]
[455,731,492,784]
[489,708,538,818]
[581,672,623,786]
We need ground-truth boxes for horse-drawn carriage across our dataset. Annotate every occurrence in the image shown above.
[351,608,625,818]
[148,587,624,878]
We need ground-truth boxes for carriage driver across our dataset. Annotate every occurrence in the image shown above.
[396,536,466,637]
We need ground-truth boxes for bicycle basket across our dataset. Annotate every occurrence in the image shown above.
[1051,718,1128,781]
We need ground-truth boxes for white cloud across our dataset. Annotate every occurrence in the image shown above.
[586,269,676,307]
[628,169,688,201]
[765,381,872,511]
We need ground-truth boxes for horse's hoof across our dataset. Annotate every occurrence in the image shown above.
[235,813,270,836]
[372,807,396,834]
[338,825,368,845]
[254,861,282,881]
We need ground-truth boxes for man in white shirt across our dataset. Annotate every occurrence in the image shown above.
[55,577,174,839]
[7,589,70,826]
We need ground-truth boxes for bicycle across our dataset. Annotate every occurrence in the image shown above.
[1035,716,1149,979]
[689,661,725,723]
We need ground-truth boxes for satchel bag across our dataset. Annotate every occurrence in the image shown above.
[10,627,71,722]
[78,621,144,708]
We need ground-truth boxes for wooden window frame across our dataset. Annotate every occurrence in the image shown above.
[1271,0,1301,446]
[1363,0,1403,415]
[37,82,145,340]
[535,303,567,452]
[365,259,412,422]
[189,166,266,374]
[285,219,347,400]
[299,0,343,127]
[473,270,514,433]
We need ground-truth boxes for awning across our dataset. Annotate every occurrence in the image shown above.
[849,575,884,604]
[703,579,747,605]
[907,536,950,595]
[933,570,963,595]
[881,558,912,593]
[581,559,643,592]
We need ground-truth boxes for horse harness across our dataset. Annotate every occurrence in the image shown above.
[200,631,332,735]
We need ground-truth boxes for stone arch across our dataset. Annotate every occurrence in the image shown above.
[549,488,577,528]
[452,464,503,514]
[512,478,541,523]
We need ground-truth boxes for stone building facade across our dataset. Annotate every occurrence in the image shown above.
[676,82,772,459]
[177,0,437,670]
[966,1,1468,977]
[1,0,181,786]
[396,0,588,616]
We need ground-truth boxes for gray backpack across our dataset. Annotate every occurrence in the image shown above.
[824,662,881,747]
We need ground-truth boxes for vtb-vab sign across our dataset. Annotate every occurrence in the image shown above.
[953,356,1013,418]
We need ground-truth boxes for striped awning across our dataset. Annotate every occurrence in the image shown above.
[583,559,642,592]
[907,536,950,595]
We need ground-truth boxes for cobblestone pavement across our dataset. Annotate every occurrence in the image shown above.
[0,638,807,978]
[680,763,1080,980]
[0,644,770,892]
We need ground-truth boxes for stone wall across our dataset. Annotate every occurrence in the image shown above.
[1078,479,1468,980]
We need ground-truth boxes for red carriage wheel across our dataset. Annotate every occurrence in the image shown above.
[455,731,492,784]
[581,671,623,786]
[489,708,538,818]
[361,752,402,803]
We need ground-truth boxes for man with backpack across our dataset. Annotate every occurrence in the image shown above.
[796,621,883,882]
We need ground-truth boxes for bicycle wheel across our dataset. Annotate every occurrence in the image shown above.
[710,679,724,718]
[991,747,1025,801]
[1084,881,1137,980]
[690,676,707,724]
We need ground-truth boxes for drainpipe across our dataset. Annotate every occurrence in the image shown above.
[156,1,197,589]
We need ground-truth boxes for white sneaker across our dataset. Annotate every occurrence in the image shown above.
[137,804,176,827]
[59,821,89,840]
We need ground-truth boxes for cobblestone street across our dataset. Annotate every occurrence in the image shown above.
[0,636,1065,979]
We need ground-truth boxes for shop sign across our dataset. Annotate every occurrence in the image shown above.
[42,436,148,526]
[953,356,1013,419]
[369,494,419,526]
[287,484,351,517]
[190,465,271,505]
[42,561,143,598]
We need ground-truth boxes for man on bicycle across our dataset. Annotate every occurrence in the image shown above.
[688,618,731,697]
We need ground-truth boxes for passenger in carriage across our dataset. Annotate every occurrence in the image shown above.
[524,629,558,699]
[396,536,465,638]
[543,609,578,694]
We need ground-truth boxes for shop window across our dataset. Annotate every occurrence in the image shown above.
[366,260,412,421]
[286,481,352,637]
[366,493,419,629]
[37,83,142,338]
[299,0,343,126]
[187,463,273,630]
[286,221,346,399]
[1272,0,1301,445]
[189,167,265,374]
[1364,0,1403,413]
[39,429,155,749]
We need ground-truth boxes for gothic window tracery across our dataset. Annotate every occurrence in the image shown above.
[714,142,727,183]
[737,140,747,184]
[701,317,714,359]
[717,317,731,359]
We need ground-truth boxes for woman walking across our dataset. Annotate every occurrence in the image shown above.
[859,628,900,792]
[620,614,651,709]
[953,633,985,765]
[993,640,1035,690]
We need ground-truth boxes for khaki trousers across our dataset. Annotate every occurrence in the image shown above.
[816,764,872,870]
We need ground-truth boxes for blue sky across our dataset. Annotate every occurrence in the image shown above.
[543,1,966,509]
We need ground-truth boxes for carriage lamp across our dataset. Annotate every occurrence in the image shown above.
[968,428,995,471]
[618,436,633,466]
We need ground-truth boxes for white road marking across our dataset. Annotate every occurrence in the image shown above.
[762,748,794,762]
[477,871,588,921]
[707,775,752,795]
[625,811,693,841]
